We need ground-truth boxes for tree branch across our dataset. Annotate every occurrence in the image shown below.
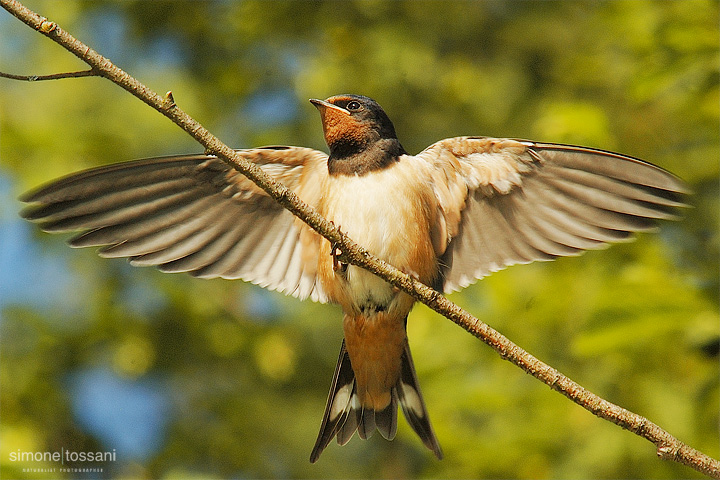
[0,68,98,81]
[1,0,717,477]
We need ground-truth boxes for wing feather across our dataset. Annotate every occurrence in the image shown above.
[21,147,330,302]
[69,195,220,250]
[157,208,248,273]
[415,137,688,293]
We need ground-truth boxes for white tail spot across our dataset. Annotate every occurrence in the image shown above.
[401,382,424,417]
[330,384,353,420]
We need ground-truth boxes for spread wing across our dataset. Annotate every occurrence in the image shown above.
[20,146,330,302]
[416,137,689,293]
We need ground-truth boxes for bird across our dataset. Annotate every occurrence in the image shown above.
[19,94,688,462]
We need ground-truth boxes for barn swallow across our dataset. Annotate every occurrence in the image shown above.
[20,94,688,462]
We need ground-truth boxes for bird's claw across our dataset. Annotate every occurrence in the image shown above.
[331,242,349,274]
[330,222,349,274]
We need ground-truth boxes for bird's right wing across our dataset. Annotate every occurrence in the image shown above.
[20,146,331,302]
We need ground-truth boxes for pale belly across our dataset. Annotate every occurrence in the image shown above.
[317,160,439,312]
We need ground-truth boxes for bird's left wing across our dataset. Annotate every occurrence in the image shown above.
[20,146,330,302]
[415,137,689,293]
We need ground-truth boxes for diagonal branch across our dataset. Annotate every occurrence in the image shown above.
[1,0,717,477]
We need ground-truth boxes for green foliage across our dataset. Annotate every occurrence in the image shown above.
[1,1,717,478]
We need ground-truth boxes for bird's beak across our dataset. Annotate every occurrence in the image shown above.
[310,99,350,115]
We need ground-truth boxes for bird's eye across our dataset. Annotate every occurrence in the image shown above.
[346,100,362,111]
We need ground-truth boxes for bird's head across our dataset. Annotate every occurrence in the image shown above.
[310,95,403,165]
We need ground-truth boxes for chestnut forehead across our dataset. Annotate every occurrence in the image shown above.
[325,95,362,107]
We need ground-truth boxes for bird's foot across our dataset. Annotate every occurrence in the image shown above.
[331,242,349,274]
[330,222,349,275]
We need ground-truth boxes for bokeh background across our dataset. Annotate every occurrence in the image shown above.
[1,1,718,478]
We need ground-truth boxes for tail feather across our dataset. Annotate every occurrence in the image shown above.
[374,391,398,440]
[358,406,376,439]
[310,341,355,462]
[398,342,444,459]
[309,339,442,462]
[336,404,359,446]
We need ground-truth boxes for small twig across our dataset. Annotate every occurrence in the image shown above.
[0,68,98,81]
[1,0,718,477]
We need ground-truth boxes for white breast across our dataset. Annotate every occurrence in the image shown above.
[319,156,436,307]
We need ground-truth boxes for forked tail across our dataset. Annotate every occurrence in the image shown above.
[309,340,443,462]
